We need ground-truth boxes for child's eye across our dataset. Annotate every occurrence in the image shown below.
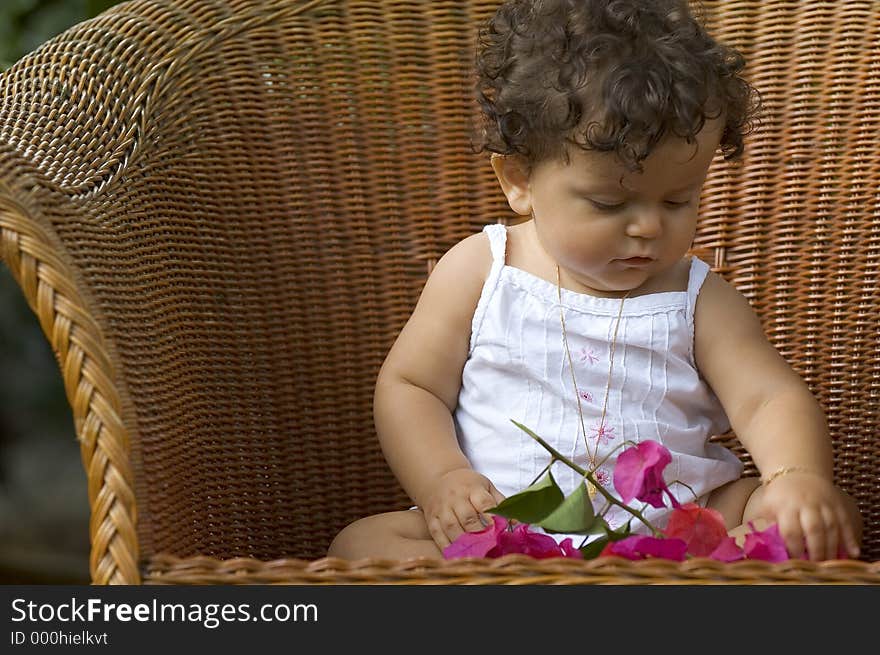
[664,199,691,209]
[588,199,625,212]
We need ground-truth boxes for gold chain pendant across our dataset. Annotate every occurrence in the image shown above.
[587,479,598,498]
[557,264,628,506]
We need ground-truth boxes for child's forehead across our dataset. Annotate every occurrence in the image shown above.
[552,139,719,193]
[561,116,725,177]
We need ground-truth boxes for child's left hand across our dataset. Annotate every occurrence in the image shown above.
[755,471,861,561]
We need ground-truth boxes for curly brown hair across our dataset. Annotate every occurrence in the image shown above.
[474,0,760,171]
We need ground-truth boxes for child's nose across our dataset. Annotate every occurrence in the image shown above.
[625,208,663,239]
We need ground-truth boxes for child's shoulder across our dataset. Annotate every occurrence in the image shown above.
[457,220,539,277]
[697,268,749,306]
[439,229,493,271]
[409,230,495,334]
[694,268,763,338]
[428,229,494,292]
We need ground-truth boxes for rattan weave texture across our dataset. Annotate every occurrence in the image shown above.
[0,0,877,584]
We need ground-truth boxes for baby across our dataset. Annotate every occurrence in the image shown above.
[329,0,862,562]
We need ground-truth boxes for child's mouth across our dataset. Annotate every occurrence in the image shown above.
[617,256,654,266]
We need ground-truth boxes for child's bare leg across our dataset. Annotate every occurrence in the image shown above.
[327,509,442,560]
[706,476,762,532]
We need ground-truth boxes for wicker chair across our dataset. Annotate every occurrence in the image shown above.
[0,0,877,585]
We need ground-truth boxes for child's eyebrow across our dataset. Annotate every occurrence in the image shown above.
[572,180,702,195]
[665,182,703,194]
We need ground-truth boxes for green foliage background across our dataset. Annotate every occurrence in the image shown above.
[0,0,125,583]
[0,1,120,69]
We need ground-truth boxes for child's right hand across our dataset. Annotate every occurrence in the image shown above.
[420,468,506,551]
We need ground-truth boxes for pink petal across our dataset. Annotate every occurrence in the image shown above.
[743,522,790,562]
[708,536,745,562]
[613,440,672,506]
[638,467,670,508]
[601,535,688,561]
[559,538,584,559]
[442,515,507,559]
[664,503,728,557]
[498,524,564,558]
[487,521,584,559]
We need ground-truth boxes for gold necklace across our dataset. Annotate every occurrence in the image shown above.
[556,265,629,498]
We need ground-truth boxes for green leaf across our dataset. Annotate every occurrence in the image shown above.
[608,520,633,541]
[577,519,633,560]
[488,470,563,524]
[536,482,596,534]
[579,537,610,560]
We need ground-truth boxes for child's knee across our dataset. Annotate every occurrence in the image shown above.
[706,476,762,529]
[327,510,433,559]
[328,515,377,559]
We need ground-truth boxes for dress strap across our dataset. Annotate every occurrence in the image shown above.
[482,223,508,265]
[685,256,711,360]
[469,223,509,356]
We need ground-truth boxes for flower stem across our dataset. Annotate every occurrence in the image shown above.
[512,420,662,536]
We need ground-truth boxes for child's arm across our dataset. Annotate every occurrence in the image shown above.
[374,232,504,550]
[693,271,861,560]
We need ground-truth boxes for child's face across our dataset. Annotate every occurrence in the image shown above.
[498,119,723,296]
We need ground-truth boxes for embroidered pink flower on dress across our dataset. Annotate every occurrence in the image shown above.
[613,440,678,509]
[579,346,600,365]
[579,390,594,403]
[594,468,611,487]
[590,423,615,445]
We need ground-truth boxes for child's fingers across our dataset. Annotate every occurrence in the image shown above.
[485,480,504,509]
[427,524,449,551]
[453,499,487,534]
[836,506,860,559]
[777,511,806,559]
[427,508,460,549]
[799,508,827,561]
[820,506,838,561]
[469,488,500,527]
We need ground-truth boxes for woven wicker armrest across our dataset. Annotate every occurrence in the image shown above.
[143,554,880,585]
[0,0,878,585]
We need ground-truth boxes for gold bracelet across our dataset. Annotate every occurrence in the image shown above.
[760,465,821,486]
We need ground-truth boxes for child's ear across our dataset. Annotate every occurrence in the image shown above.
[491,154,533,216]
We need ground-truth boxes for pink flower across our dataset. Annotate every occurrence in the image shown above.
[494,522,566,559]
[663,503,728,557]
[742,522,790,562]
[442,515,508,559]
[559,538,583,559]
[600,534,688,561]
[708,536,745,562]
[613,440,677,509]
[443,515,582,560]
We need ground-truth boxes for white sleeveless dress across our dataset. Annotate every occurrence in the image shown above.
[453,223,743,544]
